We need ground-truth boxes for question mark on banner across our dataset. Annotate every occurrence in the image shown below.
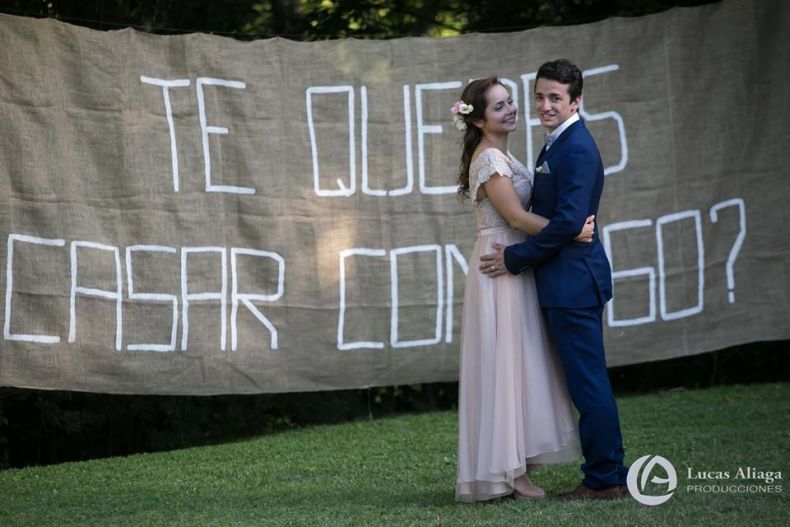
[709,198,746,303]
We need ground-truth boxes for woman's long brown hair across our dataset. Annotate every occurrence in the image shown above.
[457,77,501,198]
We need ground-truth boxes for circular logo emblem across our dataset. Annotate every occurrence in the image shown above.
[627,454,677,506]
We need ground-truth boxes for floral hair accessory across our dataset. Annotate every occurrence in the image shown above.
[450,100,474,131]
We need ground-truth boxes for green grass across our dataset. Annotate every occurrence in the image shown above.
[1,383,788,526]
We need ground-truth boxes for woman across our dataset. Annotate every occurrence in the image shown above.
[454,77,586,502]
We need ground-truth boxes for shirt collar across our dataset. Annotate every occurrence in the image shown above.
[545,112,580,149]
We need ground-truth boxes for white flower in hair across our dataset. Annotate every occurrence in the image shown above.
[450,100,474,131]
[453,114,467,131]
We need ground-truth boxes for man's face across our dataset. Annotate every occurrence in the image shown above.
[534,78,579,133]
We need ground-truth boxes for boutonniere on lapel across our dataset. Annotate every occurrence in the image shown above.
[535,162,550,175]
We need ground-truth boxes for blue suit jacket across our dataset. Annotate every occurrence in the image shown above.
[504,118,613,308]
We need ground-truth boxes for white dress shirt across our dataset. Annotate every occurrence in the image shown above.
[545,112,580,150]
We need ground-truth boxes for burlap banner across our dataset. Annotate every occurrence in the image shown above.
[1,0,788,394]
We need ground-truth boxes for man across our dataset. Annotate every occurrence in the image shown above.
[480,59,628,500]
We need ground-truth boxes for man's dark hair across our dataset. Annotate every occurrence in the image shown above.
[536,59,583,102]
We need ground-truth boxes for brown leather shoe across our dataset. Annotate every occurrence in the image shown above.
[555,482,630,501]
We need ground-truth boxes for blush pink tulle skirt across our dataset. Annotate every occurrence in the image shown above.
[456,226,581,502]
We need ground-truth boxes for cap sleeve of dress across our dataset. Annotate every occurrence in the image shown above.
[470,148,513,201]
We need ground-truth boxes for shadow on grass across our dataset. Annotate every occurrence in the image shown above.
[1,340,787,469]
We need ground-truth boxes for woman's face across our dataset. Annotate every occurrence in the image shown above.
[476,83,517,136]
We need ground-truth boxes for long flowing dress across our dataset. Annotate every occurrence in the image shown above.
[455,147,581,502]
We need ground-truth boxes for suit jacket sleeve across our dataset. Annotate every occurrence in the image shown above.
[504,143,597,273]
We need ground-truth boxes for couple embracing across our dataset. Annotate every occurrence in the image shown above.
[455,59,629,502]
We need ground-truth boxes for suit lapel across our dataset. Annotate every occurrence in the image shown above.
[535,144,548,170]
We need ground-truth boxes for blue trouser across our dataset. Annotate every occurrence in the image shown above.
[543,305,628,490]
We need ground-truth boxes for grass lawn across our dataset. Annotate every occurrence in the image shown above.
[1,383,788,526]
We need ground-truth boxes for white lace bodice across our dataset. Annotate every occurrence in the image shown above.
[469,148,533,229]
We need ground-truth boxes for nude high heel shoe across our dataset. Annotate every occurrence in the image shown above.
[513,473,546,500]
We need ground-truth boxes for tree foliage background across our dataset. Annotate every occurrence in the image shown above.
[3,0,784,470]
[2,0,716,40]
